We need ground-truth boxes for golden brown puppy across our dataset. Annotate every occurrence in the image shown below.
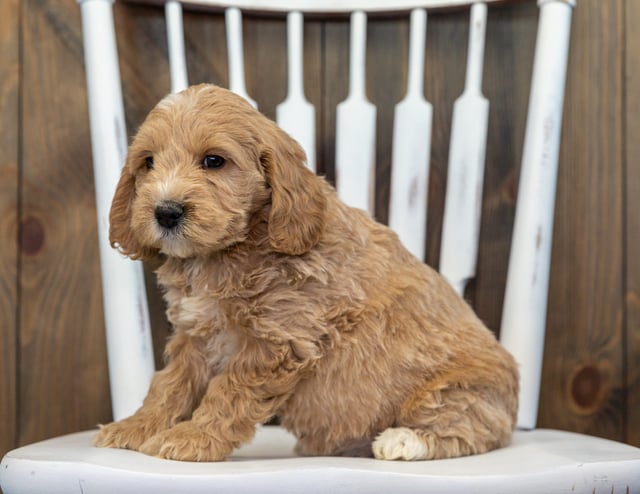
[94,83,518,462]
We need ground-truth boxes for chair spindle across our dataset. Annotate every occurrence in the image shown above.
[388,8,432,261]
[335,11,377,215]
[276,11,316,172]
[225,6,257,107]
[165,1,189,93]
[439,2,489,296]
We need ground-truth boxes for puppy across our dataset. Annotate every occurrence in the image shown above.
[94,84,518,462]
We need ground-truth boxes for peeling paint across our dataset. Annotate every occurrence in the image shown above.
[408,175,419,208]
[115,117,126,165]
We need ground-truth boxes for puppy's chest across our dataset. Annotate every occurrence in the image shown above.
[165,283,230,335]
[163,283,242,373]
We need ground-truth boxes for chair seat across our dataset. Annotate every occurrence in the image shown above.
[1,426,639,494]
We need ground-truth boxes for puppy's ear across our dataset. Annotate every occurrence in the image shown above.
[109,166,156,260]
[261,129,326,255]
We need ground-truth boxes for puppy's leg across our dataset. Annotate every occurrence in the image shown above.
[373,384,515,461]
[139,341,303,461]
[94,331,209,451]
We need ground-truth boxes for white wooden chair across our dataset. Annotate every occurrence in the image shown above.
[2,1,640,493]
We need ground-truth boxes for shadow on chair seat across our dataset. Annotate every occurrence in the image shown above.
[2,426,639,494]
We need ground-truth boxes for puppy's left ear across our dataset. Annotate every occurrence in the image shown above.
[261,129,326,255]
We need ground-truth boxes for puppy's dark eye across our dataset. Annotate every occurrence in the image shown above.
[145,156,154,169]
[202,155,226,169]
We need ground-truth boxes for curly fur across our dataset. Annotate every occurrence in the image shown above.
[94,84,519,462]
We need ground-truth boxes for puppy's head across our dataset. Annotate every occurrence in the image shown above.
[109,84,326,259]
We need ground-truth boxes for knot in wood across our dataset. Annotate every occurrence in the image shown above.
[20,216,45,255]
[569,363,606,414]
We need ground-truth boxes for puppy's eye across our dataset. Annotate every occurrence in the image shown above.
[145,156,154,170]
[202,155,226,169]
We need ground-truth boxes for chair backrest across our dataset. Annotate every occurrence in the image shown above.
[78,0,575,430]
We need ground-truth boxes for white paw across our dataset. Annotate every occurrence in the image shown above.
[372,427,428,461]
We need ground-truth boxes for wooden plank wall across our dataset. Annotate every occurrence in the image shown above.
[625,0,640,447]
[540,0,626,440]
[19,0,112,448]
[1,0,639,459]
[0,0,20,461]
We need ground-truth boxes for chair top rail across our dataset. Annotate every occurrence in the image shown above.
[126,0,529,15]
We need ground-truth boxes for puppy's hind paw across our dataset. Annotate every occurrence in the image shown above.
[372,427,428,461]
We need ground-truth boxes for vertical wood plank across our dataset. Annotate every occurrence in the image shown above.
[244,14,287,118]
[422,10,468,269]
[321,19,349,185]
[19,0,111,444]
[468,2,536,333]
[0,0,20,459]
[181,9,228,89]
[368,17,406,224]
[114,3,172,130]
[624,0,640,448]
[537,0,626,441]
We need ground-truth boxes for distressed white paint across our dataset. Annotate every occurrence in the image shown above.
[388,9,432,261]
[2,427,639,493]
[335,11,377,214]
[225,7,257,107]
[144,0,526,13]
[439,2,489,296]
[500,0,574,430]
[78,0,154,421]
[165,1,189,93]
[276,12,316,172]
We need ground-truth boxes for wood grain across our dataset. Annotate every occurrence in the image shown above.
[469,2,536,334]
[624,0,640,447]
[421,9,468,269]
[537,0,626,441]
[367,17,405,225]
[0,0,20,459]
[320,19,348,186]
[19,0,111,444]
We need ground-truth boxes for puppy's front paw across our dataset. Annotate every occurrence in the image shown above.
[140,422,230,462]
[93,413,169,451]
[372,427,428,461]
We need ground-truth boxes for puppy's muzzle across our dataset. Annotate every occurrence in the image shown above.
[155,201,184,230]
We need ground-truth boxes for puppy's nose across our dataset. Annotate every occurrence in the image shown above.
[155,201,184,229]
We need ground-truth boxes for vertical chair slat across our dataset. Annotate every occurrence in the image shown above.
[499,0,575,430]
[225,7,257,107]
[335,11,377,214]
[276,11,316,172]
[388,8,432,261]
[165,1,189,93]
[439,2,489,296]
[78,0,155,421]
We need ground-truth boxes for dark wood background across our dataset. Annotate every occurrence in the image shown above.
[1,0,639,460]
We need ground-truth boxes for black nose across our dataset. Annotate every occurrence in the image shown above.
[155,201,184,229]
